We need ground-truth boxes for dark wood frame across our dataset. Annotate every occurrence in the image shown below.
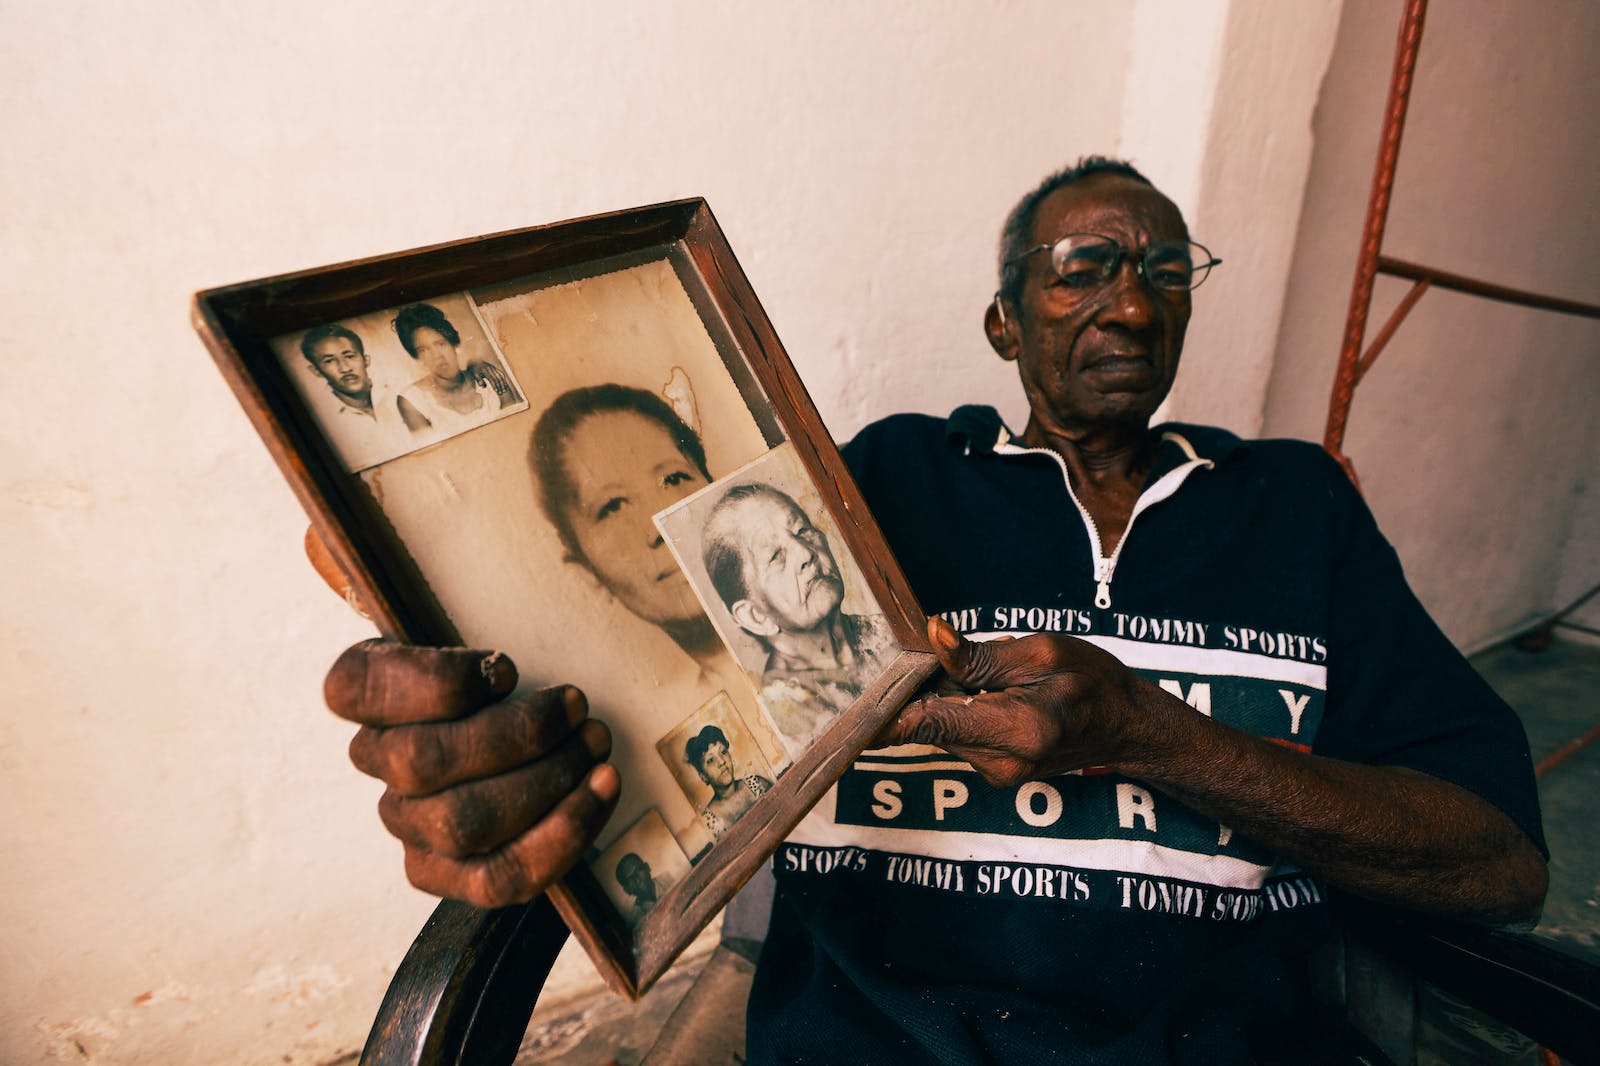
[193,199,938,998]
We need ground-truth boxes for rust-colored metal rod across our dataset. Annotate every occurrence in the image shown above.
[1355,278,1431,384]
[1377,257,1600,320]
[1535,721,1600,779]
[1324,0,1429,457]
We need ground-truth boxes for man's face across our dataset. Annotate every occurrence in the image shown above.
[697,741,735,789]
[308,336,371,401]
[1004,173,1192,436]
[732,492,844,634]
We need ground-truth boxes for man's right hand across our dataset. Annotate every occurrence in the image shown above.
[324,640,620,909]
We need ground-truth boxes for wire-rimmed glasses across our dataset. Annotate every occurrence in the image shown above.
[1006,234,1222,294]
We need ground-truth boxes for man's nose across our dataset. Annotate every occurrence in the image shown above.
[1096,262,1157,330]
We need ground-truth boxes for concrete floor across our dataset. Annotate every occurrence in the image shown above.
[1471,636,1600,964]
[513,637,1600,1062]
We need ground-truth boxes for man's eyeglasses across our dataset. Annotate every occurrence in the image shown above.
[1006,234,1222,294]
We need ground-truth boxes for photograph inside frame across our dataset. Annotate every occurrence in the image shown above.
[268,252,903,940]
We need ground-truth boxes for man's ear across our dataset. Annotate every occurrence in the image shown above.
[729,598,779,638]
[985,296,1020,362]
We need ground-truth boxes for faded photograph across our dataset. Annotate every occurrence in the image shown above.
[594,809,692,929]
[391,300,524,441]
[657,443,899,761]
[656,693,775,843]
[357,258,784,874]
[271,292,527,471]
[280,322,410,470]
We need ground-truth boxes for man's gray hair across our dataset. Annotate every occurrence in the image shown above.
[996,156,1155,306]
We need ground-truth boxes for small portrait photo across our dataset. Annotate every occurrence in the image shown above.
[273,320,413,472]
[656,692,776,844]
[270,292,527,471]
[594,809,692,930]
[386,296,526,445]
[655,443,900,762]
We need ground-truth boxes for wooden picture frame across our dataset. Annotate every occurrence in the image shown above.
[192,199,938,998]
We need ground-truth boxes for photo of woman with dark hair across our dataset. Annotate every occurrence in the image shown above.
[530,383,725,668]
[392,301,523,436]
[683,723,772,840]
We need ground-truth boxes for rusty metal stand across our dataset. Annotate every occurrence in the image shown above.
[1320,8,1600,1061]
[1321,0,1600,487]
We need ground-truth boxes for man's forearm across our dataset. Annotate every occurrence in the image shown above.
[1119,679,1547,925]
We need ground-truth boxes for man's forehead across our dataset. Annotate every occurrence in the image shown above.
[1031,173,1188,244]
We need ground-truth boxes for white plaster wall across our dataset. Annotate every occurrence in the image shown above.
[3,3,1150,1063]
[1116,0,1344,437]
[1263,0,1600,649]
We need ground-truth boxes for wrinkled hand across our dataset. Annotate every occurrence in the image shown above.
[877,617,1153,787]
[324,640,620,909]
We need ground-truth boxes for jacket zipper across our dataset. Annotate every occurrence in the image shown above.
[998,432,1213,611]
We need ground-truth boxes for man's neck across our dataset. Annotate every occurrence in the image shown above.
[1019,416,1156,554]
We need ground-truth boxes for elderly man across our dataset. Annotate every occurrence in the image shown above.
[325,158,1545,1064]
[701,482,896,757]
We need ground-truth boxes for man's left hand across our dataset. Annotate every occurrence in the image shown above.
[877,617,1155,787]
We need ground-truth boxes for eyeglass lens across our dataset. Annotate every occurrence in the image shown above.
[1049,236,1213,292]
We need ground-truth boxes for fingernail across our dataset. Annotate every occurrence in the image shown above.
[928,616,961,652]
[562,686,588,727]
[480,651,515,693]
[580,719,610,758]
[588,763,620,803]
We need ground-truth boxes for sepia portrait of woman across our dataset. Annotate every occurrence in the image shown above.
[531,383,729,667]
[683,724,772,841]
[392,301,521,435]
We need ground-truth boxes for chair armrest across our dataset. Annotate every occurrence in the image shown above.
[362,897,570,1066]
[1338,899,1599,1063]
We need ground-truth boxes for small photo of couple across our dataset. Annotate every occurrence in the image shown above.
[274,293,527,471]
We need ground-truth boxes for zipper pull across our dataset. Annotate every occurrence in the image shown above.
[1094,560,1112,610]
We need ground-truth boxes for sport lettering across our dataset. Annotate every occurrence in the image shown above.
[987,605,1091,633]
[1014,781,1064,827]
[871,779,903,819]
[1222,625,1328,663]
[933,778,969,820]
[1116,782,1158,831]
[1278,689,1310,734]
[1158,678,1213,716]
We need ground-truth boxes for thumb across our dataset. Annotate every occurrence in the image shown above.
[927,616,1009,690]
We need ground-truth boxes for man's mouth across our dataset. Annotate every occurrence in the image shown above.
[1086,352,1152,370]
[1083,354,1158,386]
